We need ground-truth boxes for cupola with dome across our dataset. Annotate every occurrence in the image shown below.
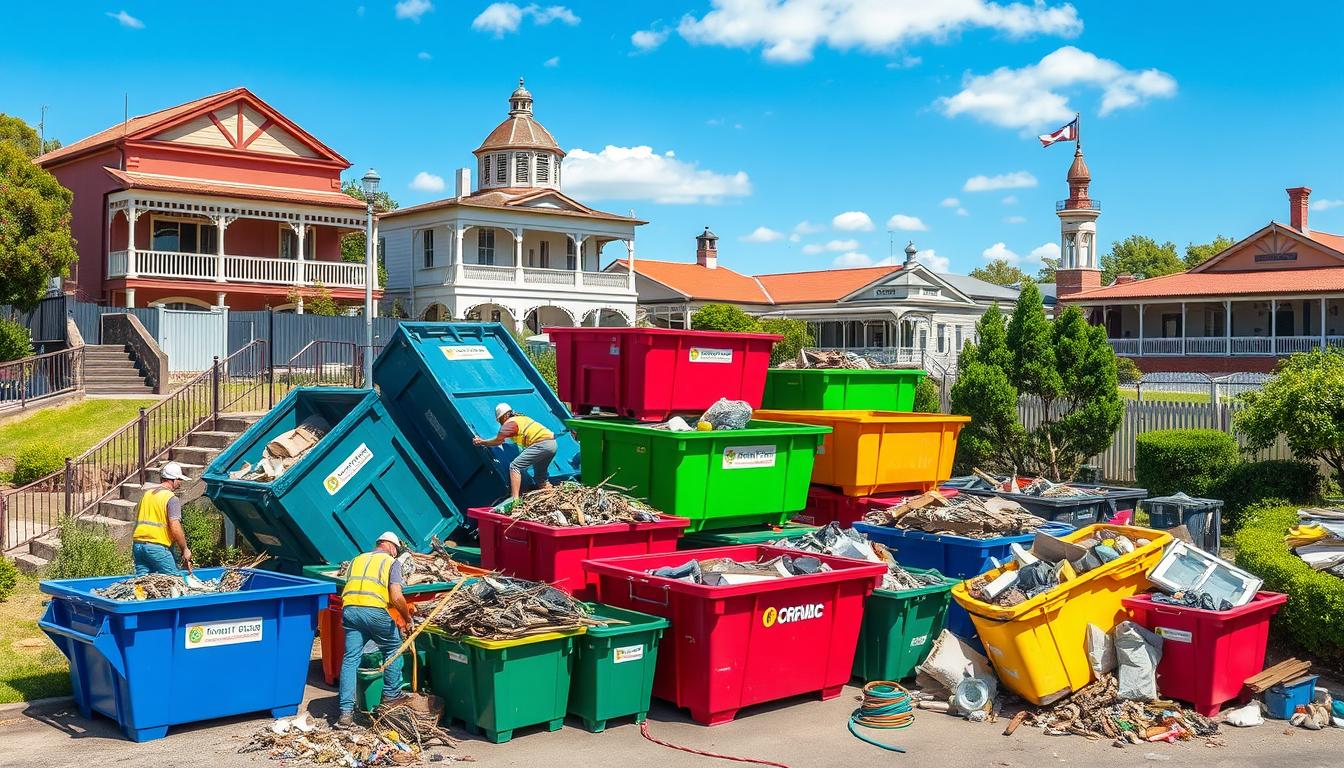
[473,78,565,192]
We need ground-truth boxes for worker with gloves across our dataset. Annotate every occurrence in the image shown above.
[336,531,416,728]
[131,461,192,576]
[473,402,557,499]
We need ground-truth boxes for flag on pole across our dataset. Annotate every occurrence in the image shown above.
[1038,118,1078,147]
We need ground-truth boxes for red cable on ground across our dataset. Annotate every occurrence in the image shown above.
[640,721,794,768]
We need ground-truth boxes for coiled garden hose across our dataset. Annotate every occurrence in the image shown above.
[847,681,914,753]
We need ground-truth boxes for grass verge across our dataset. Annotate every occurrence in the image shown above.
[0,399,156,466]
[0,575,70,704]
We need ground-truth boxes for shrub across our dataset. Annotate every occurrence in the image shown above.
[0,556,17,601]
[0,318,34,362]
[1233,502,1343,664]
[690,303,761,334]
[181,501,225,567]
[1115,356,1141,385]
[1134,429,1239,497]
[1234,349,1344,488]
[12,444,65,486]
[1212,459,1322,532]
[758,317,813,366]
[46,518,132,579]
[913,376,941,413]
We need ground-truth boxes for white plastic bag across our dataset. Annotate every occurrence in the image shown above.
[1223,702,1263,727]
[1114,621,1163,701]
[1086,623,1116,676]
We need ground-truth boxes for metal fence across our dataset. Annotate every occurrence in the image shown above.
[227,311,401,364]
[0,347,84,414]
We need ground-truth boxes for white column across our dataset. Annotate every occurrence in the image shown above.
[625,239,636,291]
[1137,302,1145,355]
[296,294,305,315]
[216,291,226,308]
[1180,302,1187,355]
[126,204,139,278]
[1225,300,1232,356]
[453,224,466,285]
[125,287,136,308]
[513,228,525,284]
[1322,298,1328,350]
[214,215,227,282]
[295,220,307,286]
[1270,299,1277,355]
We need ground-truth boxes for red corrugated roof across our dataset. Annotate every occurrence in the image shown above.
[757,265,900,303]
[1310,230,1344,252]
[1067,265,1344,301]
[106,168,366,210]
[620,259,902,305]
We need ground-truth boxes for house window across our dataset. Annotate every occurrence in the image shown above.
[566,238,576,270]
[478,229,496,265]
[955,325,963,351]
[422,230,435,268]
[495,153,507,183]
[539,240,550,268]
[537,154,550,183]
[937,323,947,353]
[279,225,316,260]
[482,155,491,184]
[152,217,218,254]
[515,152,530,184]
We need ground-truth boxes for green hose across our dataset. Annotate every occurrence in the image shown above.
[847,681,913,753]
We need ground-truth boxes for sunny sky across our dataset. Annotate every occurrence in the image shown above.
[4,1,1343,276]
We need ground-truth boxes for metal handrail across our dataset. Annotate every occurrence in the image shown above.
[1055,198,1101,212]
[0,346,85,414]
[283,339,364,388]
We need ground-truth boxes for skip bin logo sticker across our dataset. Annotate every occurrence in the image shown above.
[763,603,824,628]
[325,443,373,495]
[688,347,733,364]
[723,445,776,469]
[613,645,644,664]
[185,617,263,649]
[441,345,493,361]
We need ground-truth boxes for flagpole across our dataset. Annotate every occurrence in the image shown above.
[1075,112,1081,149]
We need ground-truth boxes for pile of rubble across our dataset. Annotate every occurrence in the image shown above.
[863,490,1045,538]
[1287,507,1344,578]
[962,469,1105,498]
[92,555,266,601]
[1024,674,1221,746]
[239,711,469,766]
[424,575,605,640]
[775,348,921,371]
[649,553,832,586]
[228,415,330,482]
[966,528,1146,607]
[506,482,661,526]
[337,546,467,587]
[772,523,945,591]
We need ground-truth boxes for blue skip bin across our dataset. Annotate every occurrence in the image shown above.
[39,568,333,742]
[204,387,463,571]
[373,323,581,510]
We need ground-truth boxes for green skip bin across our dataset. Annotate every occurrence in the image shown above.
[567,418,831,532]
[763,368,926,411]
[568,604,669,733]
[419,627,580,743]
[852,567,960,682]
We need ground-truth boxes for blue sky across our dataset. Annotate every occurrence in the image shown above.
[5,1,1343,276]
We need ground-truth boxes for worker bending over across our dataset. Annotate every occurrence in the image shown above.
[474,402,557,499]
[337,532,415,727]
[131,461,192,576]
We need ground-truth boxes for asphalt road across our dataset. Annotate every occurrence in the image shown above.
[2,666,1340,768]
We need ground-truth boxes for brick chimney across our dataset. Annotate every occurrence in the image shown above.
[695,226,719,269]
[1288,187,1311,234]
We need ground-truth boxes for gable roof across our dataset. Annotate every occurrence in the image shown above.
[616,259,772,303]
[1189,222,1344,272]
[382,187,644,224]
[36,87,348,168]
[756,266,900,303]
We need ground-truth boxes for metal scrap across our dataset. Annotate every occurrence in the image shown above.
[772,522,944,591]
[1024,674,1220,747]
[423,575,606,640]
[230,415,330,482]
[506,481,662,526]
[863,491,1043,538]
[239,710,470,766]
[649,554,832,586]
[775,348,922,370]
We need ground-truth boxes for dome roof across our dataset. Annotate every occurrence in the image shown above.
[1067,145,1091,182]
[474,78,564,157]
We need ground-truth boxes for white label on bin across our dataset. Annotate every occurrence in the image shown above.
[723,445,776,469]
[1155,627,1193,644]
[185,617,263,649]
[910,634,929,647]
[688,347,733,364]
[325,443,373,495]
[441,345,493,361]
[448,651,468,664]
[613,645,644,664]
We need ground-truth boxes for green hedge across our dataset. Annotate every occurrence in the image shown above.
[1233,503,1343,664]
[12,444,65,487]
[1134,429,1238,496]
[1212,459,1323,532]
[913,377,941,413]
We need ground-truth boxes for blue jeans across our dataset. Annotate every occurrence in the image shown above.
[338,606,404,714]
[132,542,179,576]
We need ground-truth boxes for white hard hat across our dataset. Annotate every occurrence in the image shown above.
[161,461,186,481]
[376,531,402,548]
[494,403,513,419]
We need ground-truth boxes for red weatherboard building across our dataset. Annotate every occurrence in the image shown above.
[37,88,378,311]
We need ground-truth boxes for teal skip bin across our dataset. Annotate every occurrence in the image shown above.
[39,568,332,742]
[204,387,463,571]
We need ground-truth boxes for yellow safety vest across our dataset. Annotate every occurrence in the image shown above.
[508,415,554,448]
[342,552,393,610]
[132,488,175,547]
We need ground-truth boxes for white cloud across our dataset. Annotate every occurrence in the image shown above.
[982,242,1020,263]
[794,220,824,234]
[1030,242,1061,262]
[956,207,970,216]
[917,248,950,272]
[742,226,785,243]
[473,3,578,35]
[544,55,560,67]
[417,51,433,61]
[1312,198,1344,211]
[1001,195,1018,205]
[395,0,433,22]
[1004,215,1027,224]
[982,241,1057,266]
[833,252,872,268]
[886,54,922,69]
[564,145,751,204]
[886,214,928,231]
[939,197,960,208]
[939,46,1177,129]
[964,171,1037,192]
[632,27,670,51]
[409,171,446,192]
[106,10,143,28]
[678,0,1080,64]
[802,239,862,254]
[833,211,875,231]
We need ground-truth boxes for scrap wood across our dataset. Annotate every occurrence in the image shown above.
[239,713,470,766]
[863,492,1041,539]
[422,575,606,641]
[1245,658,1310,693]
[508,480,662,526]
[92,553,267,601]
[1025,675,1220,746]
[1003,711,1027,736]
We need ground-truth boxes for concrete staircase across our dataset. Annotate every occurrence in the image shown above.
[83,344,154,396]
[13,414,259,574]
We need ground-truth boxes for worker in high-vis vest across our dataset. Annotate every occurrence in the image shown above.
[473,402,558,499]
[131,461,191,576]
[336,531,415,728]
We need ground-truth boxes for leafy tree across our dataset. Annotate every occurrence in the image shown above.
[1183,235,1235,269]
[759,317,813,365]
[341,179,396,289]
[1035,256,1059,283]
[1235,349,1344,487]
[969,259,1029,286]
[969,303,1012,372]
[912,376,941,413]
[0,134,78,311]
[1101,235,1183,284]
[1114,356,1141,384]
[0,317,34,361]
[286,283,341,316]
[690,303,762,333]
[0,114,60,158]
[951,343,1024,472]
[1005,282,1061,401]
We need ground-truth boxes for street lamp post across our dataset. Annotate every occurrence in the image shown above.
[361,168,380,388]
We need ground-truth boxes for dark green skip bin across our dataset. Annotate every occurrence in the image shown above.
[679,523,818,549]
[420,628,578,743]
[568,604,669,733]
[355,649,424,713]
[763,368,926,411]
[567,418,830,532]
[852,568,959,682]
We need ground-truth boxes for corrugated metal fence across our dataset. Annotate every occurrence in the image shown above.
[226,312,402,363]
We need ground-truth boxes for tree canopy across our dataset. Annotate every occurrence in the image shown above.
[1035,255,1059,284]
[340,179,398,289]
[1235,349,1344,487]
[0,114,61,159]
[759,317,814,366]
[690,303,762,333]
[969,259,1029,286]
[1100,234,1183,284]
[1184,235,1236,269]
[0,119,78,311]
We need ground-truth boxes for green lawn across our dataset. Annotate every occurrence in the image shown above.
[0,398,157,465]
[0,575,70,704]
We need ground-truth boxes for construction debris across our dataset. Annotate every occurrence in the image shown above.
[92,555,267,601]
[775,348,923,370]
[863,490,1044,539]
[229,415,330,482]
[649,553,832,586]
[966,529,1144,607]
[1288,507,1344,578]
[505,481,662,526]
[423,575,606,640]
[239,710,470,766]
[699,397,753,430]
[1245,658,1312,694]
[1023,674,1221,746]
[336,546,467,587]
[772,523,944,591]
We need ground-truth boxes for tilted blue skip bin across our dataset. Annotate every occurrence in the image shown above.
[372,323,581,509]
[204,387,464,571]
[39,568,333,742]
